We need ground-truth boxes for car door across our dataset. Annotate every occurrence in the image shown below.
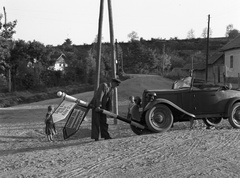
[190,89,228,115]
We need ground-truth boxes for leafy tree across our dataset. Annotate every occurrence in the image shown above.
[62,38,74,52]
[9,40,29,90]
[0,12,17,92]
[225,24,240,39]
[125,40,158,74]
[27,41,46,87]
[169,53,185,69]
[228,29,239,39]
[85,48,96,84]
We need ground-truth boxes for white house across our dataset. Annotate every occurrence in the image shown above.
[221,35,240,77]
[48,54,68,72]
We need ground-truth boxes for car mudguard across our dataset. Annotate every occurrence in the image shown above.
[226,97,240,117]
[144,98,196,118]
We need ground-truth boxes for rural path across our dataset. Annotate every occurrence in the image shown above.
[1,74,240,177]
[0,120,239,178]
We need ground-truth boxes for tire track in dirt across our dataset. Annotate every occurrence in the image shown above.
[110,130,208,177]
[58,136,166,177]
[133,130,240,177]
[59,130,207,177]
[62,129,240,178]
[207,131,240,152]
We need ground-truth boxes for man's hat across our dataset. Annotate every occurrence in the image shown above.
[111,78,121,84]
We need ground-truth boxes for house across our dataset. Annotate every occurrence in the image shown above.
[48,54,68,72]
[207,52,224,83]
[181,34,240,83]
[220,34,240,78]
[182,52,224,84]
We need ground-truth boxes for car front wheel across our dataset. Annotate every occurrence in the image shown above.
[229,103,240,128]
[145,104,173,133]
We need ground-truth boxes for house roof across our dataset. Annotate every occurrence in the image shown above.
[220,34,240,51]
[56,54,66,63]
[182,51,223,71]
[208,52,224,65]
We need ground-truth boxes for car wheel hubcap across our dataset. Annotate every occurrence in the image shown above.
[154,114,164,123]
[234,109,240,122]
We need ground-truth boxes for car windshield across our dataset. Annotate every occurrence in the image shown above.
[172,76,192,89]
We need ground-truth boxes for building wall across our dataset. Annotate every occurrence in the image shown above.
[194,56,224,83]
[224,49,240,77]
[208,55,224,83]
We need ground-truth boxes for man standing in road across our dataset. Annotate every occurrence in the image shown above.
[90,78,121,141]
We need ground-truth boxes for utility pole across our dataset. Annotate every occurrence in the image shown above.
[108,0,118,124]
[205,14,210,82]
[92,0,104,126]
[162,44,165,75]
[94,0,118,124]
[95,0,104,92]
[115,39,119,75]
[3,7,11,92]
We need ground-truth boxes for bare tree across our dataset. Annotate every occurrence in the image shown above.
[127,31,139,41]
[225,24,233,37]
[202,27,212,38]
[187,29,195,39]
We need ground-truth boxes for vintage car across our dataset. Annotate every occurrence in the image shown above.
[129,76,240,135]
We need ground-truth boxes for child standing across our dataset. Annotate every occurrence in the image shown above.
[45,105,56,142]
[127,96,135,119]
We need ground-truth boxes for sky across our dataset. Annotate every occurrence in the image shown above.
[1,0,240,46]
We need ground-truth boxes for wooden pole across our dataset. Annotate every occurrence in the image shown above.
[108,0,118,124]
[95,0,104,93]
[115,39,119,75]
[3,6,11,92]
[205,14,210,83]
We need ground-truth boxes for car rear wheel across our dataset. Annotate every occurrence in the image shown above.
[145,104,173,133]
[203,118,222,127]
[130,125,151,135]
[229,103,240,128]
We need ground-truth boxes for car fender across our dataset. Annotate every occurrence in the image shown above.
[144,98,196,118]
[226,97,240,116]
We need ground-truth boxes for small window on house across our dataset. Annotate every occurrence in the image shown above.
[230,56,233,68]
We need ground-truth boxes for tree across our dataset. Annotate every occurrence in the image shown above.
[125,40,158,74]
[202,27,213,38]
[85,48,96,84]
[228,29,239,39]
[9,40,29,90]
[225,24,240,39]
[0,9,17,92]
[127,31,139,41]
[187,29,195,39]
[169,53,185,69]
[225,24,233,37]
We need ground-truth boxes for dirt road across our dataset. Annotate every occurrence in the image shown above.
[1,75,240,177]
[1,118,240,178]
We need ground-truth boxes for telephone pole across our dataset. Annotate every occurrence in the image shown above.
[3,7,12,92]
[95,0,118,124]
[205,14,210,82]
[108,0,118,124]
[95,0,104,92]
